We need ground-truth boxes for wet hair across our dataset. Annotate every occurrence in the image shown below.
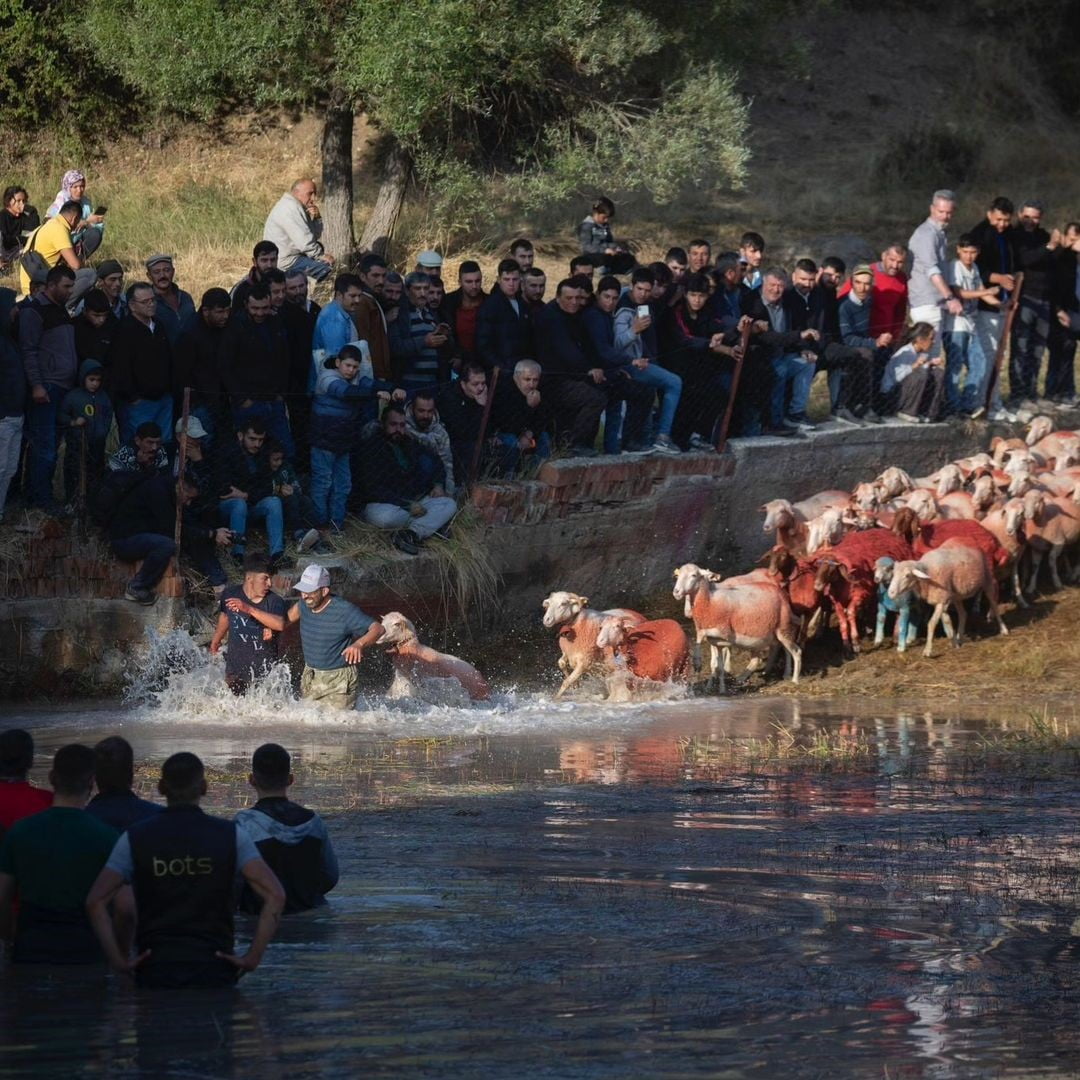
[93,736,135,796]
[200,287,231,310]
[59,199,83,219]
[740,231,765,251]
[359,253,387,273]
[333,272,362,295]
[592,197,615,216]
[989,196,1014,215]
[51,744,95,798]
[247,282,271,302]
[251,743,291,789]
[630,267,656,286]
[83,290,111,314]
[47,265,76,285]
[684,272,712,295]
[134,421,162,439]
[496,258,520,276]
[264,268,287,285]
[159,751,205,804]
[509,238,533,254]
[665,246,688,265]
[0,728,34,779]
[243,553,272,575]
[597,274,621,294]
[459,260,481,278]
[822,256,846,274]
[253,240,278,259]
[956,233,977,248]
[794,258,818,276]
[3,185,27,207]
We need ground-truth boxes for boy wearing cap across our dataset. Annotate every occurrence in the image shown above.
[287,565,384,709]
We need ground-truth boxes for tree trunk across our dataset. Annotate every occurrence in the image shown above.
[320,104,354,259]
[359,138,411,260]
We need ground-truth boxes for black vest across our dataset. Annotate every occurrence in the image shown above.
[129,804,237,963]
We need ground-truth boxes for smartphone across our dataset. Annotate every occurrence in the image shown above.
[94,206,108,215]
[636,304,650,319]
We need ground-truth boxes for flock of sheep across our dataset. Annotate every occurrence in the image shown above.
[540,415,1080,698]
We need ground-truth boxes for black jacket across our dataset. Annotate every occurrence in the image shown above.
[535,301,597,379]
[280,301,320,396]
[215,441,275,503]
[359,433,444,507]
[1011,225,1054,301]
[1051,248,1080,314]
[74,312,117,367]
[109,317,173,403]
[476,290,532,373]
[174,317,226,401]
[742,290,812,361]
[220,312,290,400]
[436,381,488,475]
[108,471,176,542]
[491,374,550,437]
[967,218,1016,313]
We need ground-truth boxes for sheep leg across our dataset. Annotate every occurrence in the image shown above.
[805,607,824,639]
[1011,564,1030,609]
[944,605,960,648]
[722,647,734,676]
[557,654,571,675]
[984,584,1009,637]
[777,628,802,684]
[556,658,591,698]
[923,603,945,658]
[710,640,727,695]
[1049,544,1065,591]
[1026,548,1043,595]
[904,603,919,646]
[847,603,862,656]
[874,604,886,645]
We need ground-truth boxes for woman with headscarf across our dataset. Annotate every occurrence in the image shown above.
[45,170,105,258]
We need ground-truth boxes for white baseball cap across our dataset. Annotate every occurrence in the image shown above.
[417,250,443,269]
[175,415,208,439]
[294,565,331,592]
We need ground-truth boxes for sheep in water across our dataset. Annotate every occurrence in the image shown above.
[595,615,691,699]
[379,612,491,703]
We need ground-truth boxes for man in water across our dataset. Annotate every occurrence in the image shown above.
[0,728,52,832]
[288,564,384,710]
[211,553,287,694]
[86,751,285,987]
[86,736,161,832]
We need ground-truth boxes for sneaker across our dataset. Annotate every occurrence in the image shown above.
[652,434,680,455]
[312,539,335,555]
[1036,398,1057,412]
[763,426,802,439]
[270,552,294,572]
[787,416,816,433]
[896,412,921,424]
[569,445,599,458]
[296,528,320,552]
[688,433,717,452]
[124,585,156,606]
[831,408,862,427]
[622,441,654,454]
[392,530,419,556]
[969,406,987,420]
[862,409,884,425]
[988,408,1018,422]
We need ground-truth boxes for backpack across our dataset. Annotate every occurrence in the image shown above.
[19,225,51,282]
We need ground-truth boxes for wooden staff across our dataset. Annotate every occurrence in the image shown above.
[77,426,88,541]
[984,271,1024,413]
[174,387,191,550]
[714,320,754,453]
[468,366,500,488]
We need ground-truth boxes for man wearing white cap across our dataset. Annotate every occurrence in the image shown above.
[286,565,384,708]
[415,250,443,275]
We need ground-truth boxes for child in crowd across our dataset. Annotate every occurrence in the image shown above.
[59,359,114,507]
[882,322,946,424]
[266,441,325,552]
[235,743,338,914]
[943,233,1000,418]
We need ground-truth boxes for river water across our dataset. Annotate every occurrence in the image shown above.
[2,645,1080,1078]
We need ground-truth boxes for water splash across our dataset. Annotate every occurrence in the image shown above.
[123,629,699,736]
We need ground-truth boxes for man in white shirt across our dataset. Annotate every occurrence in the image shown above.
[263,180,334,282]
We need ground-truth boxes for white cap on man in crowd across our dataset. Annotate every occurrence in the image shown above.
[145,253,175,270]
[416,250,443,271]
[175,415,208,440]
[294,565,331,593]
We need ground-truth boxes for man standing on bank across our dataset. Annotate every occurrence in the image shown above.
[288,565,384,710]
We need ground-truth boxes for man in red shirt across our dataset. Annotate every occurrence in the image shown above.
[839,243,909,339]
[0,729,52,833]
[444,261,485,369]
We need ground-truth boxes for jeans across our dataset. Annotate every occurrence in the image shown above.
[629,363,682,438]
[770,353,815,426]
[119,396,173,446]
[219,495,285,556]
[0,415,23,517]
[942,330,987,413]
[309,447,351,528]
[112,532,177,590]
[496,431,552,475]
[286,254,334,282]
[1046,320,1077,399]
[1009,296,1051,401]
[363,495,457,539]
[281,491,326,537]
[26,382,66,507]
[232,399,294,460]
[974,311,1006,410]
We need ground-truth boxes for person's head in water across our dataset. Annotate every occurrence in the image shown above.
[243,553,272,602]
[50,744,96,805]
[93,736,137,797]
[250,743,293,797]
[157,752,207,806]
[0,728,34,781]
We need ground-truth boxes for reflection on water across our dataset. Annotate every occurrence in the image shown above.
[2,691,1080,1077]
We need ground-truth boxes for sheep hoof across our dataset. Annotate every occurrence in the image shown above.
[1000,625,1010,636]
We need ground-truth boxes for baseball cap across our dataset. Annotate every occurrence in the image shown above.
[175,415,208,439]
[851,264,874,280]
[294,565,331,592]
[416,250,443,269]
[144,253,175,270]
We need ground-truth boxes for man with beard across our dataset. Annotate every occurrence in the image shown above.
[405,388,455,496]
[443,260,485,368]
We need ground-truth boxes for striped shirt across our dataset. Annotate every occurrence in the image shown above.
[298,597,376,671]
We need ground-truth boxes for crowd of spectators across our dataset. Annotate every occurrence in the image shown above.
[3,174,1080,599]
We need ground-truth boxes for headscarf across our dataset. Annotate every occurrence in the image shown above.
[47,169,87,218]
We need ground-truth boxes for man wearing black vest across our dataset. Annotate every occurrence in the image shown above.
[86,751,284,987]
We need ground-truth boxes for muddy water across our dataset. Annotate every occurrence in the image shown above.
[3,681,1080,1078]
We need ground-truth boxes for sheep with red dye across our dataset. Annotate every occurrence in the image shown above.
[596,615,691,697]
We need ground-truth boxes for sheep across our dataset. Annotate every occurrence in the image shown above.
[935,463,966,497]
[905,488,940,523]
[762,548,825,642]
[980,498,1029,608]
[936,490,982,520]
[851,481,880,513]
[806,506,850,554]
[888,539,1008,657]
[760,499,809,554]
[792,490,852,519]
[873,556,920,648]
[541,591,646,697]
[1021,485,1080,593]
[969,473,999,516]
[1025,416,1079,461]
[874,466,916,502]
[991,435,1028,468]
[672,563,801,693]
[596,615,691,697]
[379,612,492,703]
